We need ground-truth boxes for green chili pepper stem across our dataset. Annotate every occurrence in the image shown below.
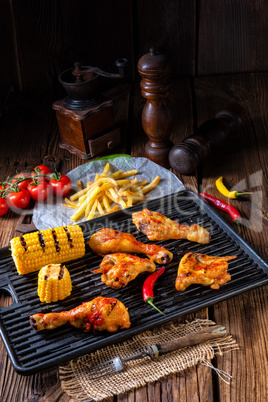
[234,192,252,197]
[146,297,165,315]
[234,218,241,225]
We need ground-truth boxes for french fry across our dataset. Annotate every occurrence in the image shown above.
[96,200,105,216]
[62,163,160,221]
[108,205,120,214]
[70,186,91,201]
[84,197,97,218]
[109,169,123,179]
[108,187,119,202]
[127,195,133,207]
[117,169,138,179]
[64,198,78,207]
[60,203,76,209]
[87,198,99,220]
[101,163,110,176]
[70,180,115,221]
[136,180,147,186]
[102,194,111,212]
[140,176,160,194]
[76,180,83,191]
[118,178,138,195]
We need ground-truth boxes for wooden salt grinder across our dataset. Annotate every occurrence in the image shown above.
[169,103,248,175]
[137,49,174,168]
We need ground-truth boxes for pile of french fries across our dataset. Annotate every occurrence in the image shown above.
[62,163,160,221]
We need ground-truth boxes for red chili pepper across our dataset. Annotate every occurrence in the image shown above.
[143,267,165,315]
[200,193,241,225]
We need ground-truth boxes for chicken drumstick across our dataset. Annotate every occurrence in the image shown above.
[132,209,210,244]
[30,297,131,332]
[88,228,173,264]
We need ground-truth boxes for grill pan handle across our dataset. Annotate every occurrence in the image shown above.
[0,277,19,309]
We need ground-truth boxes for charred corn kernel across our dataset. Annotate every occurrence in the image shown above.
[38,264,72,303]
[10,224,85,275]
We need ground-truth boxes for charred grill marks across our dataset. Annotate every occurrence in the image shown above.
[58,264,65,280]
[107,300,117,315]
[51,229,60,253]
[162,254,172,264]
[29,317,37,330]
[38,232,46,253]
[138,222,149,233]
[20,235,27,251]
[64,226,74,248]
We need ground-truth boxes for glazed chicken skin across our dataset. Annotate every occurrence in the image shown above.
[175,252,236,291]
[30,297,130,332]
[93,253,156,289]
[132,209,210,244]
[88,229,173,265]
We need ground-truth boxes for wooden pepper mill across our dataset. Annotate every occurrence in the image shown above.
[169,103,247,175]
[137,49,174,168]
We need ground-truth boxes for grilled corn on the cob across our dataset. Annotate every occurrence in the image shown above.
[11,224,85,274]
[38,264,72,303]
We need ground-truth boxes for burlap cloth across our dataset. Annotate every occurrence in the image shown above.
[59,319,238,401]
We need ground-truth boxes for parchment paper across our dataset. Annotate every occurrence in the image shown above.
[32,157,185,230]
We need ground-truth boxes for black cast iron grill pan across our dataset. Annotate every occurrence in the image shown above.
[0,190,267,375]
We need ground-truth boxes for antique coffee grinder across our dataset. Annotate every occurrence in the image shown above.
[53,59,127,159]
[137,49,174,168]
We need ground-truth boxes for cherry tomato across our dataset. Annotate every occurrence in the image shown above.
[7,189,31,210]
[0,197,9,216]
[27,179,51,201]
[12,173,32,190]
[31,165,52,181]
[49,174,72,197]
[0,181,9,191]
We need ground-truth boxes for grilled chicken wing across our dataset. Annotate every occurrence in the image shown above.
[88,229,173,265]
[132,209,210,244]
[175,252,236,291]
[30,297,130,332]
[93,253,156,289]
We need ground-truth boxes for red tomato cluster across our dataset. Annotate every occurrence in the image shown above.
[49,174,72,197]
[0,165,72,216]
[0,197,9,216]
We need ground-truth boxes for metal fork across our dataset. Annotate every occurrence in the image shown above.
[85,325,226,379]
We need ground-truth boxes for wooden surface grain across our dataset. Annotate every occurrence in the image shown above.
[194,73,268,402]
[1,1,267,92]
[0,73,267,401]
[198,0,268,75]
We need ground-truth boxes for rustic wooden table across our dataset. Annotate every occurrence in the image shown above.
[0,73,267,401]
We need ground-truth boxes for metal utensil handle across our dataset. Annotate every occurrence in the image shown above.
[78,59,128,79]
[147,325,226,359]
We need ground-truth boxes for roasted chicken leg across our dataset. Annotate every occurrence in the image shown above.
[88,229,173,265]
[93,253,156,289]
[132,209,210,244]
[175,252,236,291]
[30,297,131,332]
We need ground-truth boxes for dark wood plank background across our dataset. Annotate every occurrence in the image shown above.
[1,0,268,94]
[0,1,267,401]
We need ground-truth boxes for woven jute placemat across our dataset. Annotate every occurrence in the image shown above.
[59,319,238,402]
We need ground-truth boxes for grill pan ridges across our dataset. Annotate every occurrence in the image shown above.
[0,190,267,375]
